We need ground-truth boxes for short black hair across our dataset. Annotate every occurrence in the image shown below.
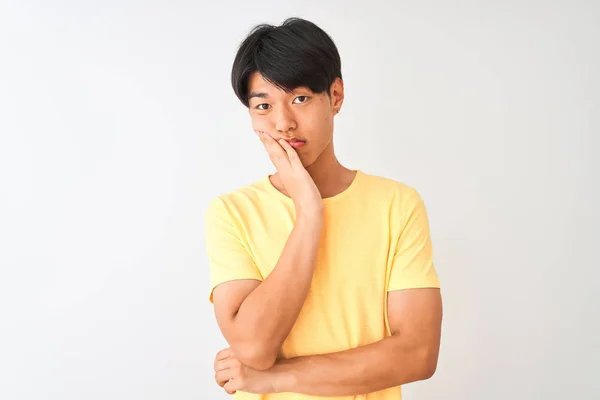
[231,17,342,107]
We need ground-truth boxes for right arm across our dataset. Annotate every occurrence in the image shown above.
[213,212,322,370]
[212,131,323,370]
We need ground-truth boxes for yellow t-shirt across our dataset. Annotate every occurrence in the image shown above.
[204,170,440,400]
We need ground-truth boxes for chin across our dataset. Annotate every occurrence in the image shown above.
[300,147,327,168]
[299,154,317,168]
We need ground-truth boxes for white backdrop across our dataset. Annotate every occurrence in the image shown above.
[1,1,599,399]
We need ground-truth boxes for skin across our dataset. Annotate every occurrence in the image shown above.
[212,72,443,395]
[247,72,357,199]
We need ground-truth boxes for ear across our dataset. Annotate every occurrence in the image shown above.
[330,78,344,115]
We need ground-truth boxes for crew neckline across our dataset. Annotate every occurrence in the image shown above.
[262,170,363,205]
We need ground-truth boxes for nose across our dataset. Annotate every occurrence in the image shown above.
[274,105,297,135]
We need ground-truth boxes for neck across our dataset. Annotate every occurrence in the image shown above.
[305,141,349,192]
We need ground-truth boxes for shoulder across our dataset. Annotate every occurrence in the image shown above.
[356,171,429,228]
[358,170,422,202]
[205,176,273,217]
[357,172,432,236]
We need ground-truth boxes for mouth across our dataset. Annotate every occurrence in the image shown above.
[257,131,307,149]
[287,139,306,149]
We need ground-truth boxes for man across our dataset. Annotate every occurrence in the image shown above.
[204,17,442,399]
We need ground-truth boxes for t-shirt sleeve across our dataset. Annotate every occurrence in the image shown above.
[388,188,441,291]
[204,196,263,303]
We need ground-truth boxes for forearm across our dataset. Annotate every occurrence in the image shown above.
[233,214,322,366]
[272,335,436,396]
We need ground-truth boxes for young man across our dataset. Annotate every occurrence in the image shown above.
[205,17,442,399]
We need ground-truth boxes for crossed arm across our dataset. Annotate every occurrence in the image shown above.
[213,285,443,396]
[269,287,442,396]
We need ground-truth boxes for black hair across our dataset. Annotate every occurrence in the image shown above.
[231,17,342,107]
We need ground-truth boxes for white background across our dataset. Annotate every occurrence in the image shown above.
[1,1,599,399]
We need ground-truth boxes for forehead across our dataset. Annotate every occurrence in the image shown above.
[247,72,273,91]
[247,72,311,98]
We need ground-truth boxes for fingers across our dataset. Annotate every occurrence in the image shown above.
[214,347,233,371]
[278,139,301,167]
[215,347,233,362]
[216,377,227,388]
[215,357,239,372]
[256,131,290,170]
[256,130,278,151]
[215,368,235,388]
[214,349,240,389]
[214,359,237,388]
[224,378,239,395]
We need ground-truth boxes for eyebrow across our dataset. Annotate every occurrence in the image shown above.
[248,91,270,100]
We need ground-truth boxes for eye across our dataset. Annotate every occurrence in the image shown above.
[293,96,309,104]
[256,103,271,110]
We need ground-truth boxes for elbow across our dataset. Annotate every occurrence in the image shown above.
[242,352,277,371]
[419,348,439,380]
[232,342,279,371]
[422,359,437,380]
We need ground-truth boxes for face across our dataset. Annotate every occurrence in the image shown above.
[247,72,344,167]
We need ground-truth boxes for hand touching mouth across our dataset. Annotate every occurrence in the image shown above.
[257,130,307,149]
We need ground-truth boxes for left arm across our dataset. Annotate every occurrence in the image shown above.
[271,287,443,396]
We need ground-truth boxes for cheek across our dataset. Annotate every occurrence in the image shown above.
[250,114,270,132]
[307,104,332,129]
[317,110,334,134]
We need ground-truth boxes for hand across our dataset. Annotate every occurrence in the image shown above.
[214,347,276,395]
[256,131,323,218]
